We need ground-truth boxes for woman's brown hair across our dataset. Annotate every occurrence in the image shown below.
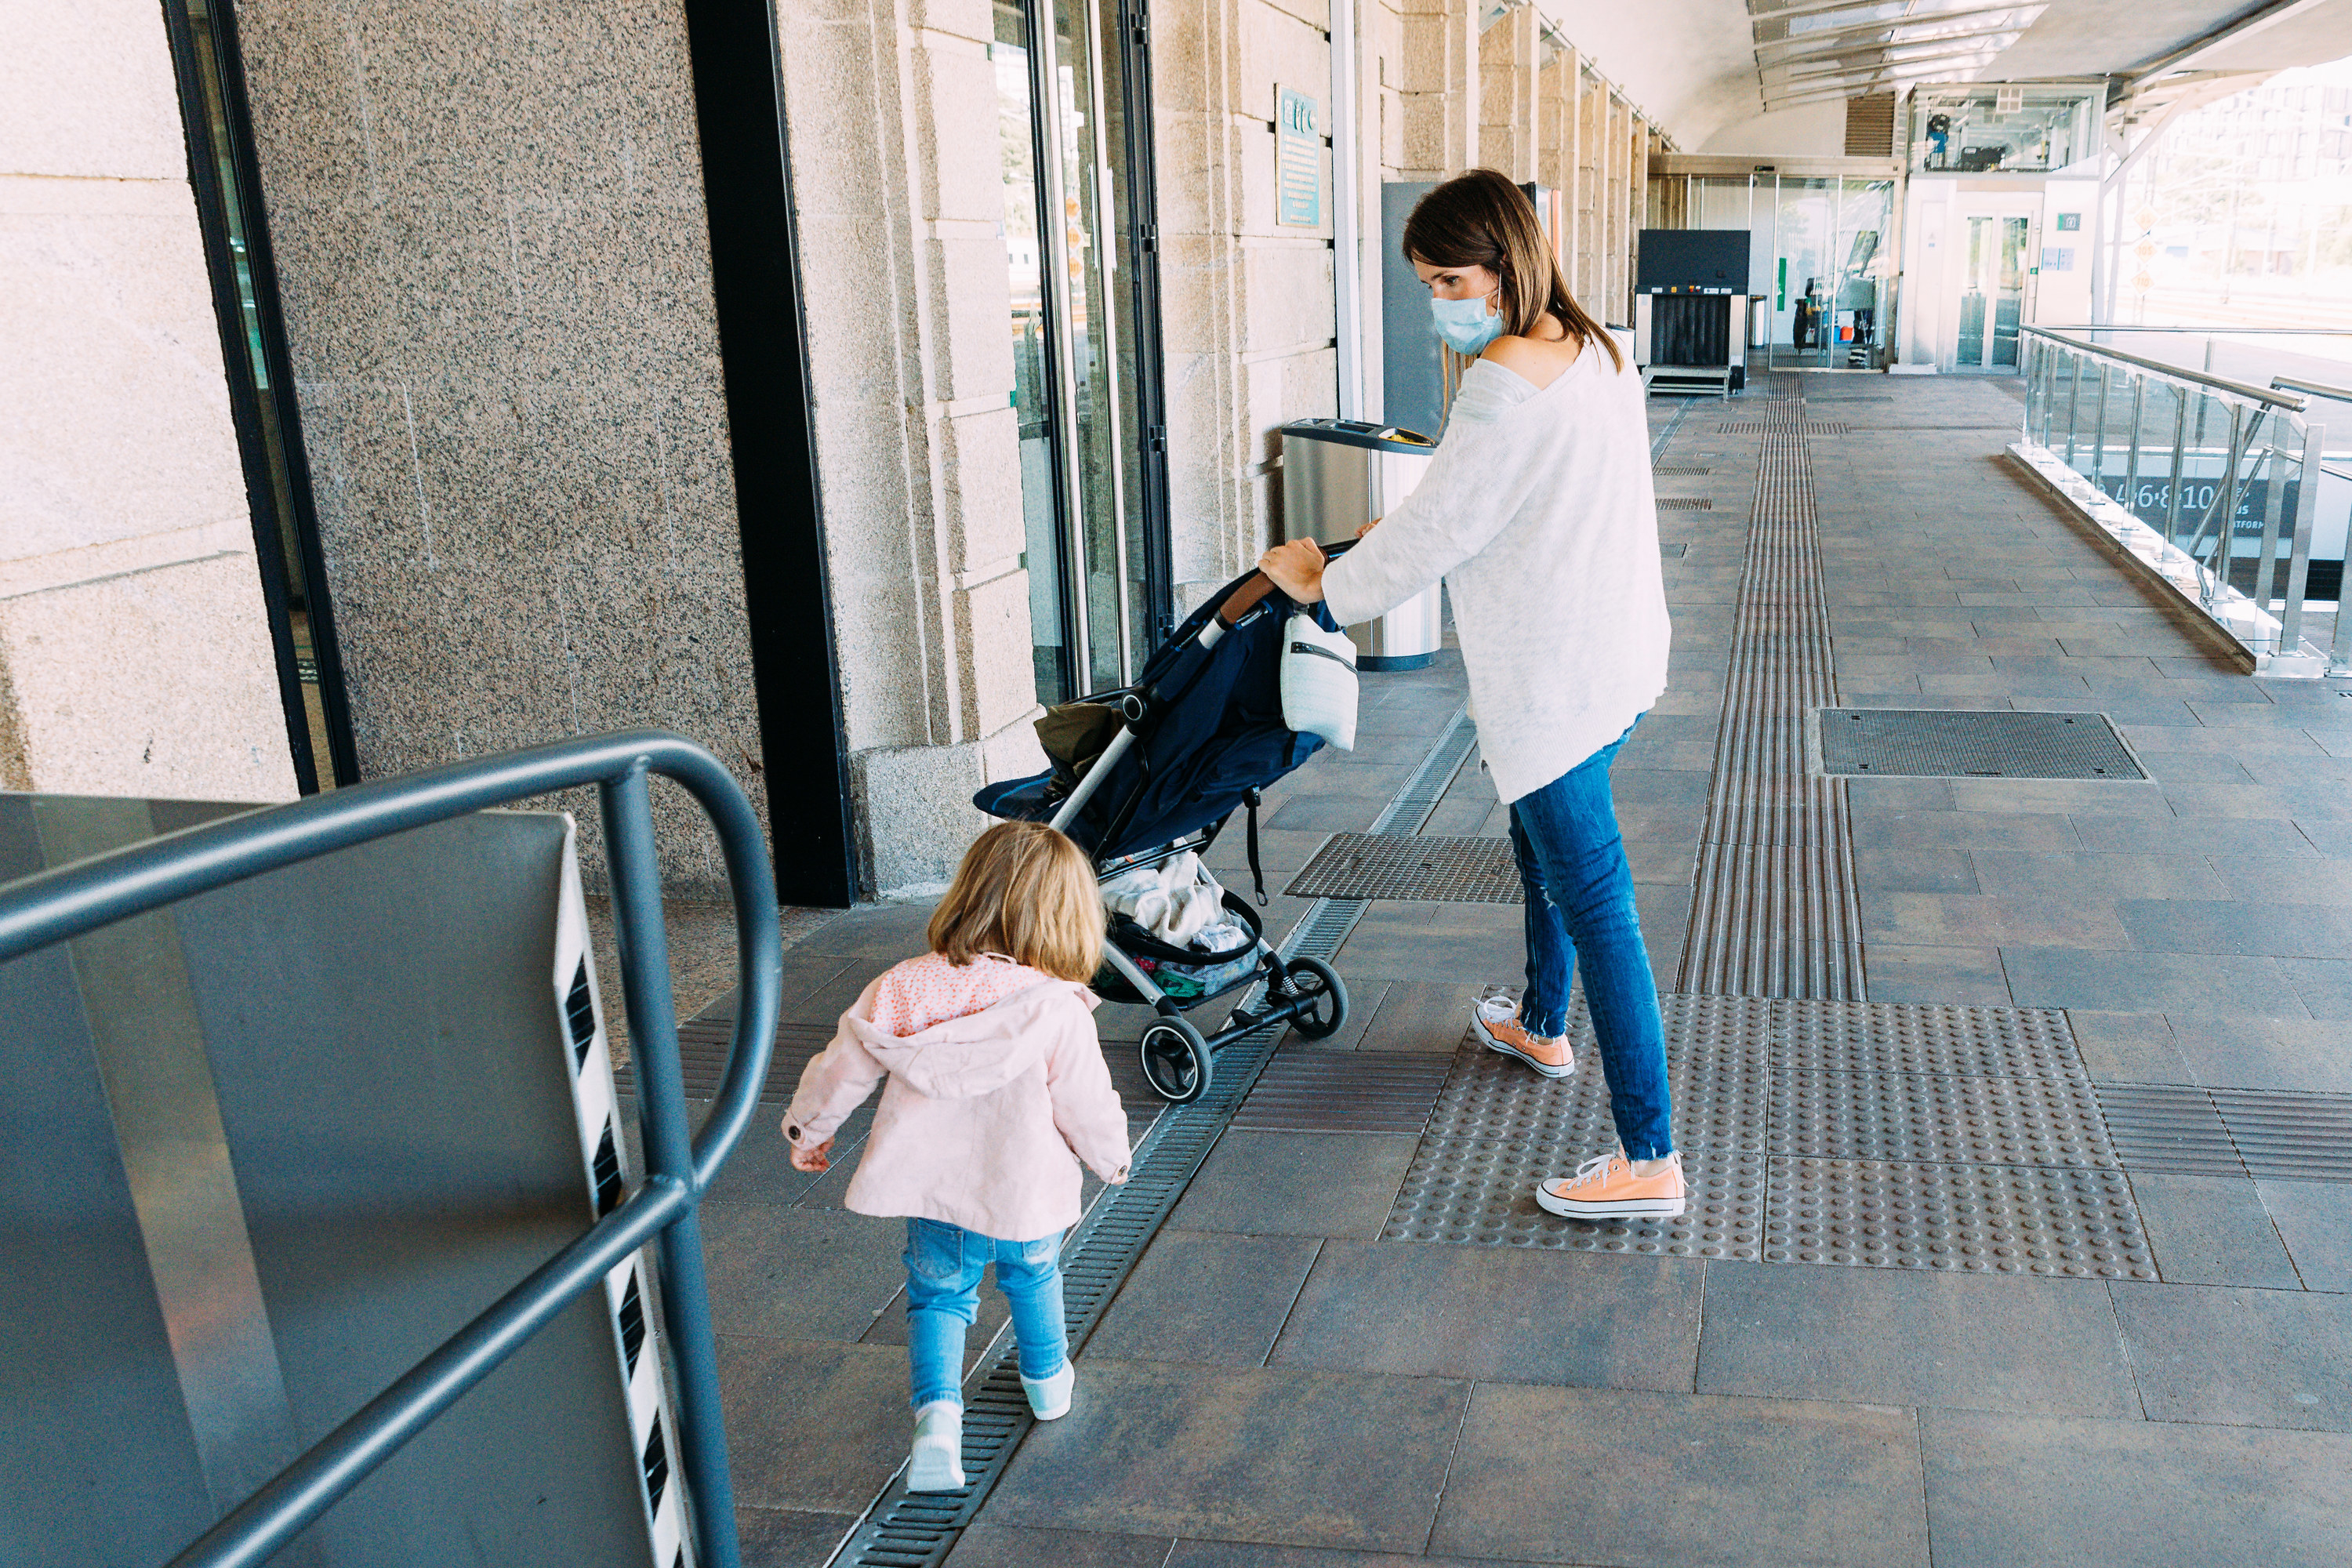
[927,821,1105,982]
[1401,167,1624,372]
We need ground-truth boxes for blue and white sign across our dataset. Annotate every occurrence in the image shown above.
[1276,85,1321,228]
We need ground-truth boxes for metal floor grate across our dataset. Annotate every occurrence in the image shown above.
[1719,421,1847,435]
[1653,465,1713,475]
[616,1018,836,1104]
[1656,498,1713,510]
[1384,996,2160,1277]
[1284,833,1520,902]
[1818,708,2146,780]
[1230,1051,1456,1134]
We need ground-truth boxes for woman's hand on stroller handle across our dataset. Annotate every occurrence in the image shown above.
[1258,538,1327,604]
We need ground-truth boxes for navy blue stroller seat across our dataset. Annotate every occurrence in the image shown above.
[974,551,1356,1102]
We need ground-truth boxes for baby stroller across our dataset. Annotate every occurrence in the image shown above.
[975,549,1356,1102]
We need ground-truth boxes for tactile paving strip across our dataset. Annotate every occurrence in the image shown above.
[1230,1050,1456,1134]
[1818,707,2145,780]
[1384,997,2163,1273]
[1763,1159,2155,1278]
[1717,421,1847,435]
[1285,832,1523,902]
[2212,1088,2352,1181]
[2089,1083,2242,1176]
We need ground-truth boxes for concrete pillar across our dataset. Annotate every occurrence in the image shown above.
[1396,0,1474,177]
[1477,3,1537,183]
[1574,67,1602,306]
[0,0,296,801]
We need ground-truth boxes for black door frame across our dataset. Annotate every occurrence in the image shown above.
[1114,0,1176,648]
[158,0,360,795]
[680,0,859,908]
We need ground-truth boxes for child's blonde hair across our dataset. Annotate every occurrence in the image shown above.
[926,821,1104,982]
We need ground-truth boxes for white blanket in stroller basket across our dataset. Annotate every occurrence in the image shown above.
[1100,850,1225,945]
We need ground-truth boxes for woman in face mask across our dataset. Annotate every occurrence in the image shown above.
[1258,168,1682,1222]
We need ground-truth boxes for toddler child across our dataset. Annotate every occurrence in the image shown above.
[782,820,1131,1492]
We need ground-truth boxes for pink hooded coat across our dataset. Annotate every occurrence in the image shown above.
[782,971,1131,1240]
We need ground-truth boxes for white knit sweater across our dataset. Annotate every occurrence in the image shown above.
[1322,349,1671,804]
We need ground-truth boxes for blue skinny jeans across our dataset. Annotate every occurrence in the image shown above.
[1506,723,1677,1160]
[903,1218,1069,1410]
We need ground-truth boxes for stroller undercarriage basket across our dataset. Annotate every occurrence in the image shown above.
[974,554,1359,1102]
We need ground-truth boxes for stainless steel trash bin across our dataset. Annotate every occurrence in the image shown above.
[1278,419,1442,670]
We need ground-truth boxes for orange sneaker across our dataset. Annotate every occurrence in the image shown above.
[1536,1149,1686,1219]
[1472,995,1574,1078]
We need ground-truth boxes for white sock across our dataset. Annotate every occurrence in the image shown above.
[1629,1154,1677,1179]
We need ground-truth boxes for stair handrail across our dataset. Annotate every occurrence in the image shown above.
[0,727,781,1568]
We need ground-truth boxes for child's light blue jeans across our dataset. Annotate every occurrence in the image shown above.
[903,1218,1069,1410]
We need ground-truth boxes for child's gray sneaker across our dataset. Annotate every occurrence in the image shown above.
[907,1399,965,1491]
[1021,1361,1074,1421]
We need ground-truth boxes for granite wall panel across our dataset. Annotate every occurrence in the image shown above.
[235,0,764,893]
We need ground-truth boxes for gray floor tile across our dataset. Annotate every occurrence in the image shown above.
[2212,855,2352,905]
[2129,1173,2302,1288]
[944,1524,1174,1567]
[1695,1261,2137,1417]
[1269,1240,1702,1390]
[2066,1010,2190,1080]
[1285,976,1385,1051]
[1862,943,2013,1004]
[702,1205,909,1342]
[738,1507,857,1568]
[2072,812,2319,858]
[1356,979,1483,1054]
[1163,1545,1523,1567]
[718,1337,913,1514]
[1854,840,1981,894]
[1968,849,2217,900]
[2284,957,2352,1019]
[1431,1383,1927,1568]
[1329,929,1523,982]
[1168,1131,1421,1240]
[1862,810,2082,850]
[1999,947,2310,1018]
[986,1359,1468,1552]
[2114,1282,2352,1431]
[2262,1179,2352,1293]
[1265,794,1387,833]
[1087,1231,1323,1367]
[1861,891,2132,949]
[2166,1015,2352,1093]
[2117,898,2352,959]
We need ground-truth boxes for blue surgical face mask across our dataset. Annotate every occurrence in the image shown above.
[1430,290,1503,355]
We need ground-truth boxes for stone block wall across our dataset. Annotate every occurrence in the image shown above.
[0,0,296,802]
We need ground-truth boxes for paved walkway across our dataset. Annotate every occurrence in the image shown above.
[691,372,2352,1568]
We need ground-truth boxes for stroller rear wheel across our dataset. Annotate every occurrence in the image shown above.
[1282,956,1348,1040]
[1139,1018,1212,1103]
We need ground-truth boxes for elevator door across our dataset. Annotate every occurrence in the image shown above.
[1954,211,2033,371]
[995,0,1167,704]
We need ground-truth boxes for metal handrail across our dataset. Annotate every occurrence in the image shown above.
[2020,327,2310,411]
[0,728,781,1568]
[2274,374,2352,405]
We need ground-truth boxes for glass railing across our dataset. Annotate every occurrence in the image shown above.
[2016,328,2348,677]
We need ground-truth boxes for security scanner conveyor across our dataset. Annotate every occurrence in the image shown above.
[0,731,779,1568]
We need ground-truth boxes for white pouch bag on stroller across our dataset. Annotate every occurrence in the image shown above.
[1280,612,1358,750]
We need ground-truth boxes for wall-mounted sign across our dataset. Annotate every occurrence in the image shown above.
[2041,247,2074,271]
[1276,85,1321,228]
[2055,212,2082,231]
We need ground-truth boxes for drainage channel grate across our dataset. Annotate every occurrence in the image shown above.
[1819,708,2146,780]
[1230,1051,1455,1134]
[1719,421,1847,435]
[1653,465,1713,475]
[2091,1083,2352,1181]
[831,706,1477,1567]
[1656,498,1713,510]
[1285,832,1520,902]
[615,1018,836,1104]
[1385,996,2157,1276]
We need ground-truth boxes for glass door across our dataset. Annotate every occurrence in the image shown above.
[1955,213,2031,370]
[995,0,1166,705]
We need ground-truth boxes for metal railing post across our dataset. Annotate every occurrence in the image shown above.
[2090,362,2111,485]
[2064,352,2084,466]
[2250,423,2292,618]
[2122,373,2144,517]
[2278,419,2323,658]
[2165,384,2189,547]
[602,761,743,1568]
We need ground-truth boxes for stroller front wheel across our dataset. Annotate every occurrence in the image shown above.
[1139,1018,1212,1103]
[1283,956,1348,1040]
